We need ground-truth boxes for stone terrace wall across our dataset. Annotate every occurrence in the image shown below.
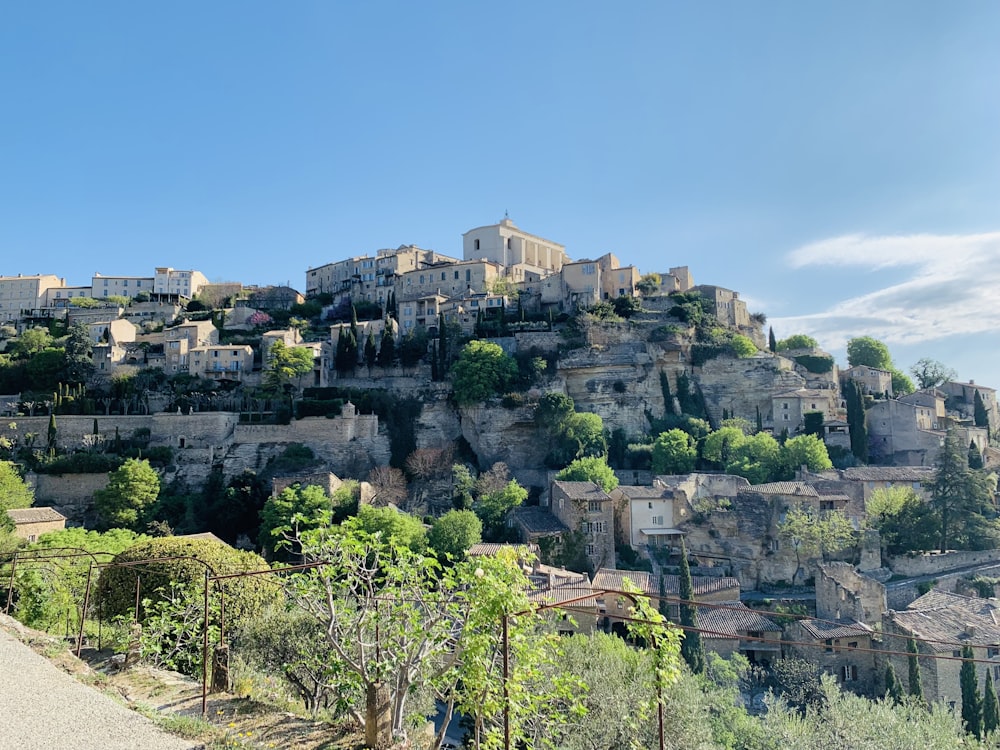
[888,549,1000,577]
[30,472,110,523]
[0,413,239,451]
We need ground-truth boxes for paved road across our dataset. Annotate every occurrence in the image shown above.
[0,628,201,750]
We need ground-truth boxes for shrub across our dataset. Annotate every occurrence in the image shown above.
[97,536,278,625]
[793,354,835,374]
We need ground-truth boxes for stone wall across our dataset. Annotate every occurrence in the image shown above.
[31,472,110,523]
[888,549,1000,577]
[696,354,805,428]
[816,562,886,627]
[513,331,562,354]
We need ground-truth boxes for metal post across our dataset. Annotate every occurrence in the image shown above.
[133,574,142,623]
[5,552,18,615]
[76,562,94,657]
[502,613,511,750]
[201,569,209,717]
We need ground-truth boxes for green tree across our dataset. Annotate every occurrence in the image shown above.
[364,329,377,371]
[353,505,427,553]
[768,326,777,353]
[701,426,747,467]
[11,327,53,359]
[970,441,985,470]
[451,340,518,405]
[975,390,990,430]
[847,336,892,369]
[777,505,856,583]
[724,432,781,484]
[651,429,697,475]
[961,644,983,739]
[985,669,1000,736]
[474,478,527,539]
[891,367,916,396]
[930,429,999,552]
[62,322,94,384]
[0,460,34,511]
[907,637,923,701]
[93,458,160,531]
[678,540,704,674]
[428,509,482,562]
[885,661,903,704]
[910,358,958,390]
[777,334,818,351]
[845,379,869,462]
[264,340,314,393]
[377,321,395,367]
[555,456,619,493]
[777,434,833,478]
[258,483,332,557]
[729,334,756,358]
[637,273,661,296]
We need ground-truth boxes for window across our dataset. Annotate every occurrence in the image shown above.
[782,402,788,410]
[989,647,1000,658]
[586,544,595,556]
[454,271,459,280]
[466,270,471,282]
[648,502,653,509]
[840,665,858,681]
[506,238,512,249]
[587,500,602,512]
[820,500,834,512]
[582,264,595,275]
[825,639,833,653]
[782,414,789,421]
[651,516,664,526]
[474,239,480,250]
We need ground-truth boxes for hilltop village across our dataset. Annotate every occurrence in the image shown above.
[3,216,1000,714]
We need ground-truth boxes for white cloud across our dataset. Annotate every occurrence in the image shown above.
[772,231,1000,351]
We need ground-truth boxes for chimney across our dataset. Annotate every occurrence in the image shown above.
[966,623,977,638]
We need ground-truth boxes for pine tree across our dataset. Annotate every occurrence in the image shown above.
[961,644,983,739]
[907,637,923,701]
[678,540,705,674]
[885,661,903,704]
[768,326,777,353]
[984,669,1000,736]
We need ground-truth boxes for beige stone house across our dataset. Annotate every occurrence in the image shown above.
[698,602,782,665]
[612,484,684,554]
[189,345,254,382]
[771,388,836,434]
[550,481,617,572]
[883,590,1000,705]
[842,365,893,398]
[785,618,877,695]
[7,507,67,542]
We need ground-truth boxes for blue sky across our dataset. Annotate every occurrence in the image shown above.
[3,2,999,383]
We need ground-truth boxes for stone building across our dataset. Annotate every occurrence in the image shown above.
[7,507,67,542]
[842,365,893,397]
[550,480,617,572]
[462,217,567,277]
[0,274,66,323]
[785,618,877,695]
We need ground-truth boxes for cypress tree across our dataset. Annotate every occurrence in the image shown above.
[907,637,923,701]
[974,390,989,430]
[659,371,674,416]
[678,540,705,674]
[364,330,377,371]
[845,380,868,463]
[961,644,983,739]
[378,322,395,367]
[755,405,763,434]
[969,441,984,470]
[885,661,903,704]
[985,669,1000,736]
[437,313,448,374]
[47,412,57,451]
[768,326,777,353]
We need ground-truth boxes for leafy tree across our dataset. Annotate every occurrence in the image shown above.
[11,327,53,359]
[94,458,160,531]
[555,456,619,493]
[885,662,903,704]
[428,509,482,561]
[451,340,518,405]
[778,505,856,583]
[199,469,272,545]
[451,464,476,510]
[845,379,868,462]
[701,426,746,467]
[258,483,332,557]
[651,429,697,475]
[678,540,704,674]
[636,273,661,296]
[353,505,426,553]
[474,478,527,539]
[847,336,892,369]
[985,669,1000,736]
[0,460,34,511]
[802,411,824,438]
[891,367,916,396]
[910,358,958,390]
[729,334,756,358]
[264,340,314,393]
[961,644,983,739]
[724,432,781,484]
[777,334,818,351]
[907,637,923,700]
[777,434,833,478]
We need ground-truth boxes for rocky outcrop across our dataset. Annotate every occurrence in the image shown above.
[697,353,805,426]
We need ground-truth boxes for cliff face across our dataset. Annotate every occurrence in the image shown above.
[696,354,806,427]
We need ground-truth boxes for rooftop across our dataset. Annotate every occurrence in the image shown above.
[698,602,782,637]
[7,507,66,525]
[843,467,936,482]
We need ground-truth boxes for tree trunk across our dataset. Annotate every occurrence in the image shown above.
[364,682,392,748]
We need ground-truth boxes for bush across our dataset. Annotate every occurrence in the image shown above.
[97,536,278,625]
[35,452,124,475]
[295,399,344,419]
